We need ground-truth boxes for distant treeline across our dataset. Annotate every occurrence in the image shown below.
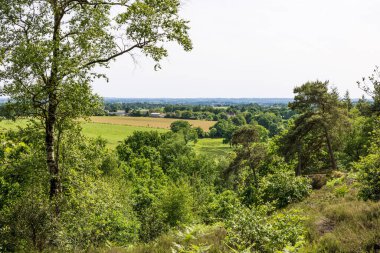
[104,102,296,119]
[103,97,296,105]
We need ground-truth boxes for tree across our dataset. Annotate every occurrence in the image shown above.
[231,124,261,147]
[0,0,192,205]
[354,122,380,201]
[170,120,192,133]
[358,66,380,114]
[225,125,269,192]
[343,90,353,112]
[209,119,234,140]
[169,120,197,144]
[231,114,247,126]
[194,126,205,138]
[254,112,283,137]
[356,95,372,116]
[281,81,348,174]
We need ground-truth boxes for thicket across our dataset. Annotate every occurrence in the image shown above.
[0,121,311,252]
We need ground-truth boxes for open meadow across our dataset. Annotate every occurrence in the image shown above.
[81,122,168,148]
[0,118,230,155]
[191,138,231,157]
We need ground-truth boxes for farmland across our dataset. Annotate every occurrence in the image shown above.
[89,116,216,131]
[0,118,230,154]
[83,121,230,154]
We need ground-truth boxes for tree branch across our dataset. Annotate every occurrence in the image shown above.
[64,0,129,9]
[82,42,149,68]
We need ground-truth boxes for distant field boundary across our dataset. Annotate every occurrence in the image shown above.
[89,116,216,131]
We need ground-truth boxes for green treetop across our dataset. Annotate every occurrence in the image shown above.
[0,0,192,205]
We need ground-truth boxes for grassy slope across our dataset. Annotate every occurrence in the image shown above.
[192,138,232,158]
[294,179,380,253]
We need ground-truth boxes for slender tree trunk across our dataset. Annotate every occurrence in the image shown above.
[248,147,259,189]
[323,127,337,171]
[252,167,258,189]
[296,142,302,176]
[47,1,62,204]
[46,100,61,200]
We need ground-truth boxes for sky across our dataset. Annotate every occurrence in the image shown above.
[92,0,380,98]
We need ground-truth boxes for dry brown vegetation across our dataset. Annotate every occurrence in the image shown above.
[291,174,380,253]
[89,116,216,131]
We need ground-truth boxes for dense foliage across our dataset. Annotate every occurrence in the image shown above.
[2,78,380,252]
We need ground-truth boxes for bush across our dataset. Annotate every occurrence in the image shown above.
[58,177,139,249]
[207,190,241,222]
[157,182,194,227]
[133,182,194,242]
[355,153,380,201]
[333,185,349,198]
[0,188,52,252]
[260,170,312,208]
[194,127,206,138]
[225,206,306,252]
[309,174,328,190]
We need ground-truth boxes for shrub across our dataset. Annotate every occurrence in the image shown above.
[333,185,349,198]
[260,170,312,208]
[157,182,194,227]
[0,188,52,252]
[225,206,306,252]
[59,177,139,249]
[309,174,328,190]
[355,153,380,201]
[326,177,345,189]
[194,127,205,138]
[207,190,241,222]
[134,182,194,242]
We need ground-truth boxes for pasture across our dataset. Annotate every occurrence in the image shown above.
[0,118,230,156]
[81,122,168,148]
[192,138,232,157]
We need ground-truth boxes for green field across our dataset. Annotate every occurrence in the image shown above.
[0,119,168,148]
[81,122,168,148]
[0,119,28,131]
[0,119,231,156]
[192,138,232,157]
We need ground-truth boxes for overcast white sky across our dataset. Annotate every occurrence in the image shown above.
[92,0,380,98]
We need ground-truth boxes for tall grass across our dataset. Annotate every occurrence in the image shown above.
[297,175,380,253]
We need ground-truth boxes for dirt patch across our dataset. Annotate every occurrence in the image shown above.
[315,217,335,235]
